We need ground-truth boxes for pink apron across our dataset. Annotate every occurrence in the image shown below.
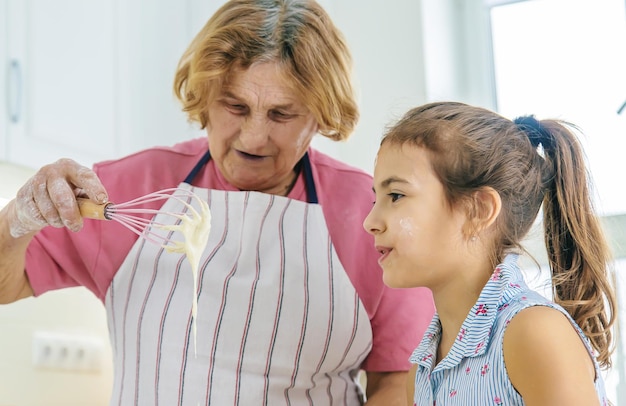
[105,152,373,405]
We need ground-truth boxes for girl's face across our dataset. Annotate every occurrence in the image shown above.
[363,143,469,289]
[205,62,319,195]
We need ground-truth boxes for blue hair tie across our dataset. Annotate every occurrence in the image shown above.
[513,115,553,150]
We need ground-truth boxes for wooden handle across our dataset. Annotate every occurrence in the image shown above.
[77,198,112,220]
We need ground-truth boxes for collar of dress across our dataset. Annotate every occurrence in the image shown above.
[410,254,529,372]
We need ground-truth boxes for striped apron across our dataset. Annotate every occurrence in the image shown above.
[105,152,373,405]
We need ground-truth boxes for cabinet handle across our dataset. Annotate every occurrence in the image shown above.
[8,59,22,123]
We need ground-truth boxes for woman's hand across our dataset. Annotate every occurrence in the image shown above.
[0,158,106,303]
[8,158,108,238]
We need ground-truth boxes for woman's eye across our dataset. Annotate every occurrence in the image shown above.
[269,110,293,121]
[221,100,247,114]
[229,104,246,112]
[388,193,403,202]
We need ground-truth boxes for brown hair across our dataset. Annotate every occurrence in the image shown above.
[173,0,358,141]
[382,101,616,368]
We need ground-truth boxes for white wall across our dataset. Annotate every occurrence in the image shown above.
[115,0,209,155]
[313,0,428,174]
[0,289,113,406]
[312,0,495,173]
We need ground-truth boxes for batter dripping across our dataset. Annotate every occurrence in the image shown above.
[160,197,211,355]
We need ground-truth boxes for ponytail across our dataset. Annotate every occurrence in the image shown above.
[516,117,617,368]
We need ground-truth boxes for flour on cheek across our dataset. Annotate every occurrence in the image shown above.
[399,217,415,237]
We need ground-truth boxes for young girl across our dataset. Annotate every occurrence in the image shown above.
[364,101,617,405]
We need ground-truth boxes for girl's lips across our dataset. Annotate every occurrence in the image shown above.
[375,246,392,265]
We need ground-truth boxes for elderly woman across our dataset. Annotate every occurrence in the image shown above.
[0,0,433,404]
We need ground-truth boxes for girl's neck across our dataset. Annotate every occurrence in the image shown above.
[434,298,475,365]
[432,259,494,364]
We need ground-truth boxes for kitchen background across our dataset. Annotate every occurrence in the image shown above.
[1,0,626,405]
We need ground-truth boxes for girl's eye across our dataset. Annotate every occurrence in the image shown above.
[388,193,403,202]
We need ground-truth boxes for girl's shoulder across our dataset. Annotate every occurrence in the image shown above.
[502,304,602,404]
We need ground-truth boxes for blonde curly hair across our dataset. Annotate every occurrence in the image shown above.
[173,0,359,141]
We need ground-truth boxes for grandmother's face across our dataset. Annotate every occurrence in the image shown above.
[205,62,318,195]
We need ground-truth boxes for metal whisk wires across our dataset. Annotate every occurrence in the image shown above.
[78,187,209,248]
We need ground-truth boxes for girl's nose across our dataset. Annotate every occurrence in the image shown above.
[363,208,383,235]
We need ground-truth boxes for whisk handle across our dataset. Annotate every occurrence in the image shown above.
[77,198,112,220]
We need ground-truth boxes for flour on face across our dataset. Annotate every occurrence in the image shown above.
[399,217,414,237]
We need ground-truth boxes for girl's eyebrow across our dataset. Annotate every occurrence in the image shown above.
[373,176,409,192]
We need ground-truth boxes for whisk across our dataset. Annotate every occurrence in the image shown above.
[80,187,211,356]
[77,187,211,248]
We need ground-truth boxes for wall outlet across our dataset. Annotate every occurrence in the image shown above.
[32,331,105,373]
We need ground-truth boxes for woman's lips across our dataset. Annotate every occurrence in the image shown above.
[236,150,265,160]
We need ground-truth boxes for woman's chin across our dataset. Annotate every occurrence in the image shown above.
[225,171,271,191]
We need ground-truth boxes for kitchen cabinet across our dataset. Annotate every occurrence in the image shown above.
[0,3,7,156]
[2,0,207,170]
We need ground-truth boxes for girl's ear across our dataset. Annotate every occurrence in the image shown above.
[475,187,501,230]
[463,187,502,238]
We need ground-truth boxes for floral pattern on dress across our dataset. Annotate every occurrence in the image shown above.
[409,254,610,405]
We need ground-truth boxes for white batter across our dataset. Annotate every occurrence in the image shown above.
[160,198,211,355]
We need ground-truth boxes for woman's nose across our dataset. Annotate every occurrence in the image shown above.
[240,114,271,149]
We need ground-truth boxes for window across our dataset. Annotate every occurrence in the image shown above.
[489,0,626,216]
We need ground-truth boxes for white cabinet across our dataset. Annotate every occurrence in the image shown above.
[5,0,118,168]
[2,0,206,170]
[0,3,7,156]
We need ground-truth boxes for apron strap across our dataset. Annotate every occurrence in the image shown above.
[301,151,318,204]
[183,150,318,204]
[183,149,212,185]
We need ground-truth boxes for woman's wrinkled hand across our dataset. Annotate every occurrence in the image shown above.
[7,159,108,238]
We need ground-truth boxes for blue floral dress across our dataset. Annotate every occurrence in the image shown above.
[410,254,608,405]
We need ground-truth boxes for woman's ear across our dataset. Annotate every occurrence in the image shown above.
[463,187,502,238]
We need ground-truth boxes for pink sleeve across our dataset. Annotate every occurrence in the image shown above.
[25,138,209,300]
[361,286,434,371]
[310,148,435,372]
[26,215,132,300]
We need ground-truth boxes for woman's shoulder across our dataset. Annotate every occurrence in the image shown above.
[92,137,208,200]
[94,137,207,171]
[307,148,373,192]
